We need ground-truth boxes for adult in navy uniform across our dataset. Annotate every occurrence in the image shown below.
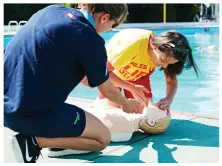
[4,4,149,163]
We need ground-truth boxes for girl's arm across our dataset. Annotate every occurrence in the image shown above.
[155,72,178,110]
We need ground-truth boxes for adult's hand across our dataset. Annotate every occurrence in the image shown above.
[121,98,137,114]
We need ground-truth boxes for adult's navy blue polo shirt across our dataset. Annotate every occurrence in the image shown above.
[4,5,109,114]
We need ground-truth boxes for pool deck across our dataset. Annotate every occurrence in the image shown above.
[4,97,219,163]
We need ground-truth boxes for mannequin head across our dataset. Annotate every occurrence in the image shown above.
[139,103,171,134]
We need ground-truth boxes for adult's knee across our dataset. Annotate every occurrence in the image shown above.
[97,125,111,151]
[82,111,111,151]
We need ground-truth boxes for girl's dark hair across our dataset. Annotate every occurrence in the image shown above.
[77,4,128,25]
[151,31,200,78]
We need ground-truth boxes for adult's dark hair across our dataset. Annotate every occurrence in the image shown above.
[78,4,128,26]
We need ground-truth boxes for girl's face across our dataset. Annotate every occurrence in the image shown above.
[151,45,178,68]
[153,49,178,68]
[94,13,121,34]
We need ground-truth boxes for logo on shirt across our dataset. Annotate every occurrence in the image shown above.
[117,63,154,81]
[130,62,147,69]
[66,12,75,19]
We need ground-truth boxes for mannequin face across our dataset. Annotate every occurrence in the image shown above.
[141,104,171,130]
[143,106,169,122]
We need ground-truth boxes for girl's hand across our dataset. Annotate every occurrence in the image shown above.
[154,97,173,111]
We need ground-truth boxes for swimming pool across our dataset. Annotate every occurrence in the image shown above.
[4,27,219,116]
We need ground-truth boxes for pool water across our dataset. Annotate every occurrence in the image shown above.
[4,28,219,116]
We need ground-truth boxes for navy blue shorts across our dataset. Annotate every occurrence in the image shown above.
[4,103,86,138]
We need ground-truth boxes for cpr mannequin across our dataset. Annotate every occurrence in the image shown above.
[88,99,171,142]
[47,99,171,157]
